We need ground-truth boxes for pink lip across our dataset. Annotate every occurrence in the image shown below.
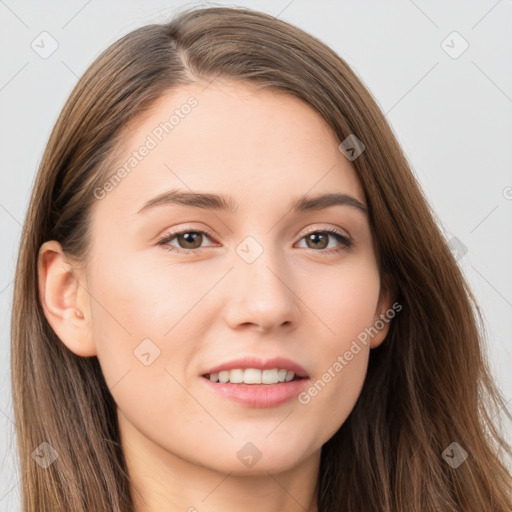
[201,378,310,408]
[202,356,309,378]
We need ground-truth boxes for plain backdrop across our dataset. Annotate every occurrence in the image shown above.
[1,0,511,509]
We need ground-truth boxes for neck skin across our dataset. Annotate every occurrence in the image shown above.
[118,409,320,512]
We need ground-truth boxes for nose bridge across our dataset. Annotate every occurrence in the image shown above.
[224,233,299,331]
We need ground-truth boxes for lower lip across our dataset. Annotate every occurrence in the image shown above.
[201,376,310,408]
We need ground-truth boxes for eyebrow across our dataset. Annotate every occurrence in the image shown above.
[136,188,368,215]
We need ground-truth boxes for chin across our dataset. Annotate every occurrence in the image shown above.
[198,436,318,475]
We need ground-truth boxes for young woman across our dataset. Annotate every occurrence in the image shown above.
[11,6,512,511]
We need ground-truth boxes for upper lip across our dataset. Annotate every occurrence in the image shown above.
[203,356,309,378]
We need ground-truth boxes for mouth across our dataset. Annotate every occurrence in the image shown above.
[200,356,310,408]
[200,366,310,408]
[202,368,306,384]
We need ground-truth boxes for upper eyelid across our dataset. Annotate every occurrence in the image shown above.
[159,226,216,242]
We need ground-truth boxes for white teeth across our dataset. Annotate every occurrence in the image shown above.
[261,369,278,384]
[229,369,244,383]
[207,368,297,384]
[244,368,262,384]
[218,371,229,383]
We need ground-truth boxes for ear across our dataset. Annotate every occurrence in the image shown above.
[369,273,396,349]
[37,240,96,357]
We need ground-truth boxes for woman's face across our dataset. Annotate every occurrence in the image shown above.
[81,80,392,475]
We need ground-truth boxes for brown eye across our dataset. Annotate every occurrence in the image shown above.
[304,232,329,250]
[297,229,352,253]
[175,232,204,249]
[158,229,216,253]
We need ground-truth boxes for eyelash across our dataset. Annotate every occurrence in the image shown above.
[157,227,352,255]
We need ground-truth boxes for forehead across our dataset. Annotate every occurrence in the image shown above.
[93,80,366,219]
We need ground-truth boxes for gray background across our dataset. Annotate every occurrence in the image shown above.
[1,0,511,509]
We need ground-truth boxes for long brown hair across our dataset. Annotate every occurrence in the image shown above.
[11,6,512,511]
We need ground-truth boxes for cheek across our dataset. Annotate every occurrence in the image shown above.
[85,252,208,434]
[85,245,218,395]
[304,253,381,345]
[296,255,380,432]
[84,248,176,392]
[87,247,192,341]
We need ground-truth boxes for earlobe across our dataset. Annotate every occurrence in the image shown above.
[369,273,395,349]
[38,240,96,357]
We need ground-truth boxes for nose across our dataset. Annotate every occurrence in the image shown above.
[222,242,300,333]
